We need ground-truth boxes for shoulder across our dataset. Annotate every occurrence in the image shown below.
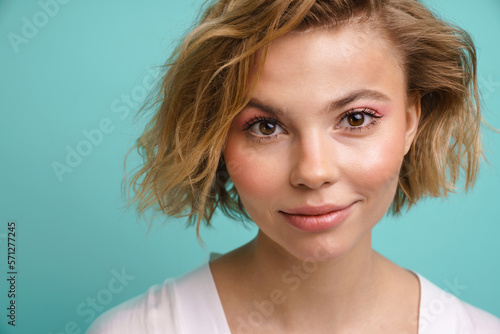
[415,272,500,334]
[459,302,500,333]
[85,277,179,334]
[85,262,227,334]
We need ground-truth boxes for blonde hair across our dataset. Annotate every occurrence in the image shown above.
[124,0,482,238]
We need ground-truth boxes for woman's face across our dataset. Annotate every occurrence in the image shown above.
[223,25,420,262]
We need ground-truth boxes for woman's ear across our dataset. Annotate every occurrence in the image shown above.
[404,95,421,155]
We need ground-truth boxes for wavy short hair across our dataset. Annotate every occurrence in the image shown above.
[124,0,482,238]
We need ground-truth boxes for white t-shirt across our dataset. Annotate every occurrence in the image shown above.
[86,262,500,334]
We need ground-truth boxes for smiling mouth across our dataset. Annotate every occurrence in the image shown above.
[279,203,355,232]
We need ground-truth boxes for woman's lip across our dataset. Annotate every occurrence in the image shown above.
[280,203,352,216]
[279,203,355,232]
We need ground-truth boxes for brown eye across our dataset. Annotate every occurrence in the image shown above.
[259,122,277,135]
[347,113,365,127]
[245,116,285,140]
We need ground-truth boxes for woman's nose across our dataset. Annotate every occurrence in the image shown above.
[289,132,338,190]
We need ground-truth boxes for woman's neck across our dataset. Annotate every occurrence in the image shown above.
[250,230,378,328]
[210,229,403,333]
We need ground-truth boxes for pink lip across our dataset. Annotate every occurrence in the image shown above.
[279,203,355,232]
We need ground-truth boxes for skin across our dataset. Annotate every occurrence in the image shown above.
[211,23,421,333]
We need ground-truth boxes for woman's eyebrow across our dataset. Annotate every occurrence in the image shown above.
[245,99,283,116]
[328,89,392,111]
[246,89,391,117]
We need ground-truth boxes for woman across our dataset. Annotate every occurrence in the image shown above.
[88,0,500,333]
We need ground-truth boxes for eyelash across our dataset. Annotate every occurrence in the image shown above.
[243,116,284,143]
[338,108,382,132]
[242,108,382,142]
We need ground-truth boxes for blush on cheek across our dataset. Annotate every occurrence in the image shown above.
[228,154,279,199]
[224,124,286,198]
[377,145,405,191]
[355,137,405,193]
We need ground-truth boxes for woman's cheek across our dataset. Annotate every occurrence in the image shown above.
[347,134,405,194]
[224,139,285,200]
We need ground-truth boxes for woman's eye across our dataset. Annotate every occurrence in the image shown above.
[338,109,382,130]
[245,117,284,136]
[346,113,366,127]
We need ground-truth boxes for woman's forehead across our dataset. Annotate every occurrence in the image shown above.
[249,25,405,108]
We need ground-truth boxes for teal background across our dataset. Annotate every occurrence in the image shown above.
[0,0,499,333]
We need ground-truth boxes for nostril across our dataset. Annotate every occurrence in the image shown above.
[290,168,336,190]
